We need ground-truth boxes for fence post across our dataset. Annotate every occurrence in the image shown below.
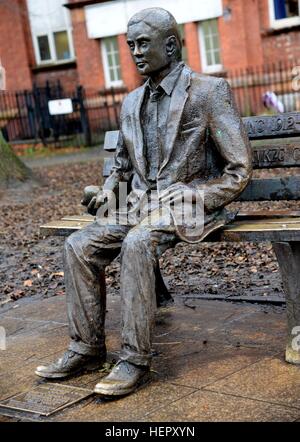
[77,85,92,146]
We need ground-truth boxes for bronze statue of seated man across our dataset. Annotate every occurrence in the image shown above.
[35,7,252,397]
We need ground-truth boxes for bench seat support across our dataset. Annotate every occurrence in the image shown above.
[273,242,300,365]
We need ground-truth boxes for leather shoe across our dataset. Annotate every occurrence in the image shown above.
[94,361,150,396]
[35,349,106,379]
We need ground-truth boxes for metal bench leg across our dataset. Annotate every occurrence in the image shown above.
[155,264,174,308]
[273,242,300,365]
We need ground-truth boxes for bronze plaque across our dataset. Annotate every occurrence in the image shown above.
[0,383,93,417]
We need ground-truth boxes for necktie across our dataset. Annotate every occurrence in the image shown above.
[146,87,164,182]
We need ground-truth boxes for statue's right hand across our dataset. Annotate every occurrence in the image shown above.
[81,185,100,207]
[88,189,112,214]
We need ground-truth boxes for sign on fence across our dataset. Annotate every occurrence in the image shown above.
[0,59,6,91]
[48,98,73,116]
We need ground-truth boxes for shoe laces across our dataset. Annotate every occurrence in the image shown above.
[61,350,76,366]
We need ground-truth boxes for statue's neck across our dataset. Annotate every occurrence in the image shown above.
[148,60,180,88]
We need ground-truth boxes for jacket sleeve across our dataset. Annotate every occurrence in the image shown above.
[193,78,252,213]
[103,100,133,193]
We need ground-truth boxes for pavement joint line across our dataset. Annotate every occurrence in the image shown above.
[220,310,261,325]
[201,388,300,412]
[143,387,300,421]
[1,316,68,326]
[165,350,282,391]
[198,350,283,388]
[142,386,199,419]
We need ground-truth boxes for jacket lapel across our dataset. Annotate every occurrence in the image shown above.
[159,66,191,174]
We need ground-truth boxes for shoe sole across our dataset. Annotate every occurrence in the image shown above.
[94,371,151,397]
[35,361,105,380]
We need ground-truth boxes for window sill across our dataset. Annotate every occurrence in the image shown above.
[202,65,226,76]
[103,82,125,90]
[263,20,300,35]
[31,59,77,72]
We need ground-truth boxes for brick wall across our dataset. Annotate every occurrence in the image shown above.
[184,22,202,72]
[118,34,142,90]
[257,0,300,64]
[2,0,300,94]
[263,31,300,63]
[70,8,106,92]
[32,65,79,91]
[219,0,264,71]
[0,0,32,91]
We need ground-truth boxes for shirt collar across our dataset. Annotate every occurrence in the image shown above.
[146,62,185,97]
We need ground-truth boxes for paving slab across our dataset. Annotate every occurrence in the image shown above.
[0,294,298,422]
[0,317,46,338]
[154,301,287,351]
[203,355,300,410]
[53,380,196,422]
[0,416,20,422]
[152,343,278,388]
[0,363,44,402]
[0,323,69,370]
[146,390,300,422]
[0,296,68,324]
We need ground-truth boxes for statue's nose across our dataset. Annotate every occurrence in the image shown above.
[133,46,142,57]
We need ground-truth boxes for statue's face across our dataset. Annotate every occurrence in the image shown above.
[127,21,170,76]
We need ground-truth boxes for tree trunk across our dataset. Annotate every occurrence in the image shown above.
[0,130,32,187]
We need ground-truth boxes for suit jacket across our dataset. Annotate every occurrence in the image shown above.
[103,64,252,243]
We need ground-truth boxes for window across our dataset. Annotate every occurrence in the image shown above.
[269,0,300,28]
[54,31,71,61]
[27,0,75,65]
[198,19,222,73]
[101,37,123,88]
[37,36,51,62]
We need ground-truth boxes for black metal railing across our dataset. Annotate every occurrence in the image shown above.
[227,59,300,117]
[0,80,128,148]
[1,60,300,148]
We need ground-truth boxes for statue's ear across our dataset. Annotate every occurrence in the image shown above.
[166,35,177,58]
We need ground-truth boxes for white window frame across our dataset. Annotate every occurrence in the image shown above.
[34,28,75,65]
[101,37,123,88]
[269,0,300,29]
[198,20,223,74]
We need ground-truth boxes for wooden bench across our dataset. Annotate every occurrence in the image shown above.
[40,112,300,365]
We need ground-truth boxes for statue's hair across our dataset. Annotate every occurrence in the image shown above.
[128,8,182,61]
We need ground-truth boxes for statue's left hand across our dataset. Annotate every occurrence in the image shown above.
[159,184,198,206]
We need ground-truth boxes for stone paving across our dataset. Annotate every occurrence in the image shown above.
[0,294,299,422]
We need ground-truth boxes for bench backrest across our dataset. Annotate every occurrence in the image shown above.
[102,112,300,202]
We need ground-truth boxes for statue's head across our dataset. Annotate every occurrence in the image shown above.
[127,7,182,77]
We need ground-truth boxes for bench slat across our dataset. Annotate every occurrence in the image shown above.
[40,216,300,243]
[236,210,300,219]
[221,226,300,242]
[253,141,300,168]
[239,176,300,201]
[103,143,300,175]
[40,220,92,237]
[104,131,120,151]
[244,113,300,140]
[103,165,300,200]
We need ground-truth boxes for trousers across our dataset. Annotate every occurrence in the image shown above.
[64,214,178,367]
